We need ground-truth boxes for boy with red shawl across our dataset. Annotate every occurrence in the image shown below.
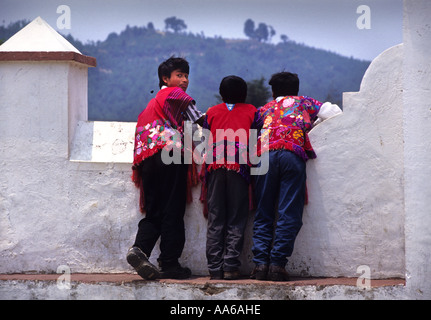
[127,57,203,280]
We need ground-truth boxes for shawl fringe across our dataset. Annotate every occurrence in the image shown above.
[131,164,146,213]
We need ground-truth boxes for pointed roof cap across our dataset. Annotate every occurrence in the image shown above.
[0,17,96,67]
[0,16,80,53]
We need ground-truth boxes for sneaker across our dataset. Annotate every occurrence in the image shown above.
[267,265,290,281]
[126,247,160,280]
[250,264,268,280]
[160,264,192,279]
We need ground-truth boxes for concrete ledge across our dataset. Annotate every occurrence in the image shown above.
[0,51,97,67]
[0,274,405,300]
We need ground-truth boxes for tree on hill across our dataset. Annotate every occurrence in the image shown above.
[243,19,275,42]
[147,22,155,31]
[280,34,289,43]
[254,23,269,42]
[244,19,256,39]
[164,16,187,33]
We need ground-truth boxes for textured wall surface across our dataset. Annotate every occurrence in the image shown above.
[402,0,431,298]
[296,44,405,278]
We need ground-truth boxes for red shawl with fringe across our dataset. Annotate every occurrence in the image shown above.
[132,86,198,213]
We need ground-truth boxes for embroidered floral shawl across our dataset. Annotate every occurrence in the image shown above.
[133,87,194,165]
[258,96,322,161]
[132,86,196,212]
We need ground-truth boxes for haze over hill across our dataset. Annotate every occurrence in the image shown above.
[1,19,370,121]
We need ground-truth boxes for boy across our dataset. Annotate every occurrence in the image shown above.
[251,71,340,281]
[203,75,262,280]
[127,57,203,280]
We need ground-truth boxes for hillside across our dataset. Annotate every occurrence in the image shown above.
[1,21,370,122]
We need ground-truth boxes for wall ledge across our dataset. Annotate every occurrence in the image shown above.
[0,51,96,67]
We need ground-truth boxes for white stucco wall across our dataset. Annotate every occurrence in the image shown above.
[0,60,135,273]
[293,44,405,279]
[402,0,431,299]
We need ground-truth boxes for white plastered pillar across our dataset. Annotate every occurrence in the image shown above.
[403,0,431,298]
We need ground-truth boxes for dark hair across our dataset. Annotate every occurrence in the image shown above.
[268,72,299,97]
[158,56,190,88]
[219,75,247,104]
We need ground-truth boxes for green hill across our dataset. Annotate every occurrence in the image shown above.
[1,21,370,122]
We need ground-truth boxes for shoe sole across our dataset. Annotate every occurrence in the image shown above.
[127,251,160,280]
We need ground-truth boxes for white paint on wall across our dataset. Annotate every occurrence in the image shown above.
[1,5,431,297]
[402,0,431,299]
[298,43,405,279]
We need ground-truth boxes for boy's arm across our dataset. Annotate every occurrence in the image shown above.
[163,87,194,128]
[315,102,342,124]
[302,96,323,122]
[184,101,205,126]
[302,96,342,124]
[251,108,264,131]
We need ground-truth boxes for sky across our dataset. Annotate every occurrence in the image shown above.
[1,0,403,61]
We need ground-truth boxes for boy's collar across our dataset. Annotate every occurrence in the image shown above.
[225,103,235,111]
[276,96,300,102]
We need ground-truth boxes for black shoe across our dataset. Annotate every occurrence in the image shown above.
[126,247,160,280]
[209,270,223,280]
[250,264,268,280]
[160,264,192,279]
[223,270,241,280]
[267,265,290,281]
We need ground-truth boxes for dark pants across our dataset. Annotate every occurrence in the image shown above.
[206,169,249,272]
[133,151,188,267]
[252,150,306,268]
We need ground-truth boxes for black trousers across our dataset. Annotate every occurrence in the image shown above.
[133,151,188,267]
[206,169,249,272]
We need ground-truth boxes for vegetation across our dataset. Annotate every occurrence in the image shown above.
[164,16,187,33]
[0,19,370,122]
[244,19,276,43]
